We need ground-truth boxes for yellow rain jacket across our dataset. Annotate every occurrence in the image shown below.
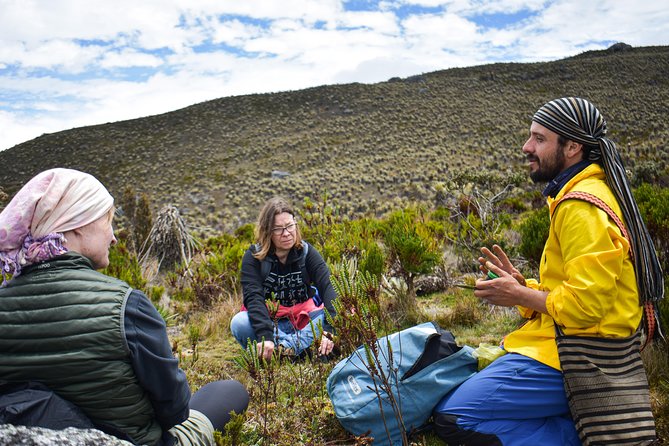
[503,163,641,370]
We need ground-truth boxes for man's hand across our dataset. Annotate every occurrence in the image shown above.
[479,244,526,286]
[474,250,548,314]
[474,261,526,307]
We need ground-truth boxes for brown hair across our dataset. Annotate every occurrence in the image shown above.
[253,197,302,260]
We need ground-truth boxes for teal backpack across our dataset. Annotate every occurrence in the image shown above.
[326,321,477,445]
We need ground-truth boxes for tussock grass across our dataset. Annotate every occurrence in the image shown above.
[141,205,198,271]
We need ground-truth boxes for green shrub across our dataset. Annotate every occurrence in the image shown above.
[634,183,669,332]
[634,183,669,267]
[446,210,512,263]
[517,207,550,266]
[103,238,147,290]
[233,223,256,245]
[148,285,165,303]
[171,234,246,309]
[500,196,530,214]
[171,286,195,302]
[118,186,154,253]
[382,208,441,306]
[203,233,238,252]
[304,215,383,267]
[430,206,451,222]
[358,242,385,278]
[631,160,665,187]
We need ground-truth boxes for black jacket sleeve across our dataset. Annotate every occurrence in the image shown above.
[305,246,337,333]
[240,248,274,342]
[124,290,191,430]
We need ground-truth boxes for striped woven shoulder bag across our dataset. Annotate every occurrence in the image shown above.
[553,191,656,446]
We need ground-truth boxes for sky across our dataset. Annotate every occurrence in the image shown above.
[1,0,669,152]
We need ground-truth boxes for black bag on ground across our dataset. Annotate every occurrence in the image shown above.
[0,381,94,430]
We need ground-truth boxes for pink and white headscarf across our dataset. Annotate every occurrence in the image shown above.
[0,168,113,285]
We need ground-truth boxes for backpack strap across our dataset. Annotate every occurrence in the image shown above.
[250,244,273,282]
[251,241,311,286]
[299,241,311,286]
[555,191,655,347]
[555,191,630,254]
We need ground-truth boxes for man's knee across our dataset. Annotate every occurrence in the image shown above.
[433,413,502,446]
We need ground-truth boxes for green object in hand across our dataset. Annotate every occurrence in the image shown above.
[487,270,499,280]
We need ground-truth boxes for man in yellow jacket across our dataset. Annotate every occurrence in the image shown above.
[433,97,663,446]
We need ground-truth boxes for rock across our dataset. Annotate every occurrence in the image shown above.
[415,275,447,296]
[0,424,133,446]
[271,170,290,179]
[607,42,633,52]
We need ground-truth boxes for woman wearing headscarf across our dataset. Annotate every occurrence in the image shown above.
[0,168,249,446]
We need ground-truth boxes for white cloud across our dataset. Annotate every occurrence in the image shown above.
[1,0,669,151]
[210,19,265,47]
[336,10,400,34]
[0,109,69,149]
[333,56,435,83]
[18,40,105,72]
[99,49,164,69]
[538,1,669,47]
[402,12,480,47]
[198,0,343,22]
[392,0,545,14]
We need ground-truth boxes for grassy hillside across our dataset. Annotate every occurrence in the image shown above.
[2,43,668,444]
[1,44,668,236]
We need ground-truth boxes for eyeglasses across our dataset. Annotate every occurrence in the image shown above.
[271,223,297,235]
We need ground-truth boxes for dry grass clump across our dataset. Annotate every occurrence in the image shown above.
[141,205,198,271]
[439,292,486,327]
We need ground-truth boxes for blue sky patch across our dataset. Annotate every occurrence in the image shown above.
[217,14,270,28]
[470,10,536,29]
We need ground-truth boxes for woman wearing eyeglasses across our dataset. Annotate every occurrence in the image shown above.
[230,197,337,360]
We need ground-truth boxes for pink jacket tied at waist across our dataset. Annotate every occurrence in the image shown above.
[0,168,113,284]
[242,299,324,330]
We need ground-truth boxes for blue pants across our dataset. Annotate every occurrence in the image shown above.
[433,353,580,446]
[229,309,325,355]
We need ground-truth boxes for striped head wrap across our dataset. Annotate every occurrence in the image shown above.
[533,97,664,340]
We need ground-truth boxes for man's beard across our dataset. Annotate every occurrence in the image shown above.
[529,145,566,183]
